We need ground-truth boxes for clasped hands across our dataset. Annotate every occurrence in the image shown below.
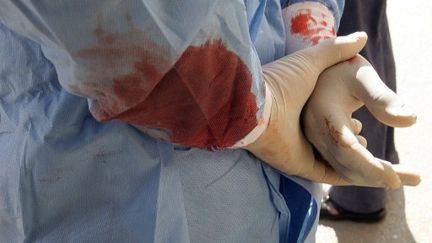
[246,32,420,189]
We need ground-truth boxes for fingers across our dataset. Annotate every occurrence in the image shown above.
[350,56,417,127]
[351,119,366,147]
[302,32,368,72]
[302,156,421,188]
[297,158,350,186]
[393,164,421,186]
[345,143,402,189]
[323,115,402,189]
[356,135,367,147]
[351,118,362,134]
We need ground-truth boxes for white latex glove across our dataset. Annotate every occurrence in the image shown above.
[303,54,420,189]
[245,32,368,185]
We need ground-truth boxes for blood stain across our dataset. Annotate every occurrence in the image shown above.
[324,117,350,148]
[324,117,342,146]
[290,9,335,45]
[114,39,259,149]
[77,14,258,149]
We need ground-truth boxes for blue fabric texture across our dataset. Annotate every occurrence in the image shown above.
[0,0,342,242]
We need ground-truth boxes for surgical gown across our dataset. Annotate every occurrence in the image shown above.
[0,0,343,242]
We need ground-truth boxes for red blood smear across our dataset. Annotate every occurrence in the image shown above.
[77,16,169,120]
[290,10,331,45]
[310,36,322,45]
[114,40,258,149]
[291,10,318,36]
[330,27,336,36]
[77,17,258,149]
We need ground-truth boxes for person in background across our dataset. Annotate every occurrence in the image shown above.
[321,0,402,222]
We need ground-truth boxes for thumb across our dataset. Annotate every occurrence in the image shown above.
[351,56,417,127]
[301,32,368,72]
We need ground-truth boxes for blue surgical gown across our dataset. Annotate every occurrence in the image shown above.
[0,0,343,242]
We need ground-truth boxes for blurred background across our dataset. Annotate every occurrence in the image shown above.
[317,1,432,242]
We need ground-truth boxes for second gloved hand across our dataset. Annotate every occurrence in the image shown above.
[302,55,420,189]
[245,32,368,185]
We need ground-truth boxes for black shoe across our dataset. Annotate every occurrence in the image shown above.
[320,196,386,223]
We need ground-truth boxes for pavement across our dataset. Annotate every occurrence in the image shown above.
[316,1,432,243]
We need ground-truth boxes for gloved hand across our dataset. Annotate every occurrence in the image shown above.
[245,32,368,185]
[302,54,420,189]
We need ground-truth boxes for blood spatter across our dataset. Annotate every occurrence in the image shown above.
[77,15,170,119]
[330,27,336,36]
[324,117,350,148]
[290,9,335,45]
